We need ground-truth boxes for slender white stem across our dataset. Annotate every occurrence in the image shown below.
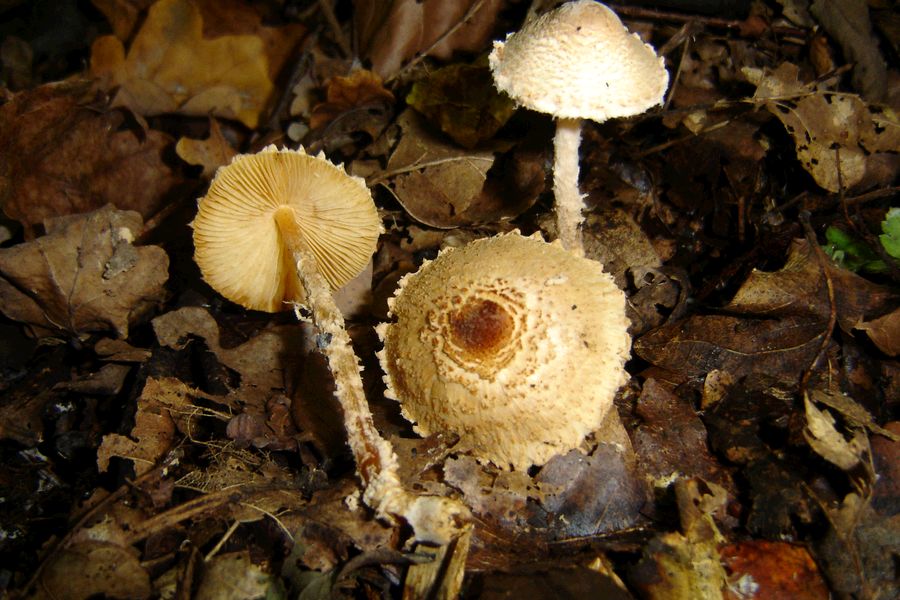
[553,118,586,256]
[274,207,467,543]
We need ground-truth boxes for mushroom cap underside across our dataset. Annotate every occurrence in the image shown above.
[377,231,631,470]
[192,146,382,312]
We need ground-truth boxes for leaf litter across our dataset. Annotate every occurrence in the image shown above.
[0,1,899,599]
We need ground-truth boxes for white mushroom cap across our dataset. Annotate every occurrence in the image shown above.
[489,0,669,122]
[377,232,631,470]
[192,146,382,312]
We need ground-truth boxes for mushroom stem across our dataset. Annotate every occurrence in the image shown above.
[273,207,467,543]
[553,118,586,256]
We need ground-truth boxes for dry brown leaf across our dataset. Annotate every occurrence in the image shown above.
[97,376,234,474]
[634,314,827,381]
[720,541,830,600]
[856,307,900,356]
[632,379,733,491]
[90,0,302,128]
[382,110,541,227]
[630,478,727,600]
[310,69,395,132]
[91,0,154,40]
[32,541,151,600]
[749,62,900,192]
[0,80,182,228]
[195,551,275,600]
[354,0,506,79]
[811,0,888,101]
[803,393,870,471]
[152,306,305,407]
[0,206,168,339]
[175,118,238,179]
[726,238,897,331]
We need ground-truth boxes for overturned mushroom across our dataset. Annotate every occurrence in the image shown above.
[193,145,465,542]
[377,231,631,470]
[489,0,668,254]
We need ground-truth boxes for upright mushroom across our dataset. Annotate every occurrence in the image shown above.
[193,145,465,543]
[377,231,631,470]
[489,0,668,254]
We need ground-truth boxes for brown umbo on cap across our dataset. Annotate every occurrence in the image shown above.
[377,231,631,470]
[489,0,669,122]
[192,145,382,312]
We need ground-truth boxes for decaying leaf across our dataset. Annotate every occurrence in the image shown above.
[630,478,728,600]
[814,492,900,599]
[152,306,305,406]
[90,0,303,128]
[354,0,506,79]
[632,379,733,491]
[406,60,516,148]
[720,541,830,600]
[90,0,154,40]
[0,80,182,228]
[0,206,168,339]
[636,238,896,382]
[856,308,900,357]
[97,376,229,474]
[195,551,276,600]
[175,118,238,179]
[748,62,900,192]
[810,0,888,101]
[803,393,870,471]
[380,110,542,227]
[310,68,395,134]
[727,238,896,332]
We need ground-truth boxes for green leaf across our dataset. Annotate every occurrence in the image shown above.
[879,207,900,259]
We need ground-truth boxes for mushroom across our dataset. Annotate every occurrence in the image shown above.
[377,231,631,470]
[489,0,668,254]
[193,145,465,543]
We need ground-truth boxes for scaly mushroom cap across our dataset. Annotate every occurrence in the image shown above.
[377,232,631,470]
[192,146,382,312]
[489,0,669,122]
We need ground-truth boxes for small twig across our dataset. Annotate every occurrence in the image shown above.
[387,0,488,84]
[798,211,838,397]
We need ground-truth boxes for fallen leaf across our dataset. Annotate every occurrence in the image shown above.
[310,68,395,133]
[0,206,169,339]
[629,478,727,600]
[803,393,869,471]
[636,238,897,382]
[632,379,733,491]
[97,377,209,474]
[33,541,151,600]
[528,444,648,537]
[856,307,900,356]
[90,0,301,128]
[0,80,182,228]
[814,492,900,599]
[175,118,238,179]
[195,551,276,600]
[634,313,826,381]
[381,110,542,227]
[749,62,900,192]
[810,0,888,101]
[406,60,516,148]
[728,238,897,331]
[91,0,154,40]
[720,541,830,600]
[354,0,506,79]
